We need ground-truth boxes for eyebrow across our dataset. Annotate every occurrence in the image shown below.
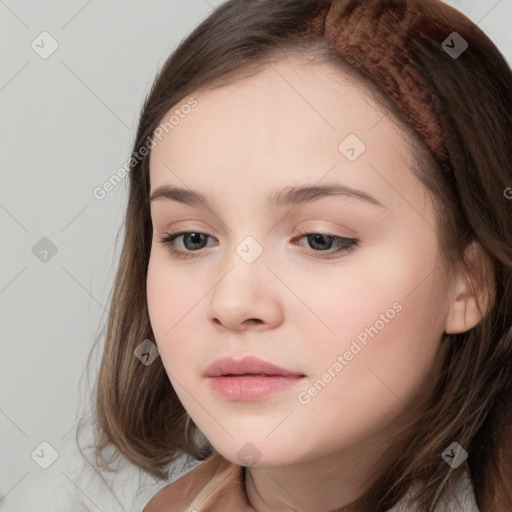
[149,183,385,209]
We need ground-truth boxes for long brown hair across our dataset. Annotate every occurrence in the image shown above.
[79,1,512,510]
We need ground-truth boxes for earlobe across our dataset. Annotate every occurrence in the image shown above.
[444,240,495,335]
[444,280,484,334]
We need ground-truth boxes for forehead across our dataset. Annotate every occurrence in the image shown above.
[148,57,422,213]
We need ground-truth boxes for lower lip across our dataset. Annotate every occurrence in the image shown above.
[207,375,305,401]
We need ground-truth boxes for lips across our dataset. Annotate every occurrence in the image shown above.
[205,356,305,401]
[204,355,304,378]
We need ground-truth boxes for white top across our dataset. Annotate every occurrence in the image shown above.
[388,469,480,512]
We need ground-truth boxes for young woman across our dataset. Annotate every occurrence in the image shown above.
[84,0,512,510]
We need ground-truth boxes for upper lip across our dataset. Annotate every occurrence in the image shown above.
[205,356,304,377]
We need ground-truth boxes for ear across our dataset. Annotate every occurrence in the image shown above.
[444,240,495,335]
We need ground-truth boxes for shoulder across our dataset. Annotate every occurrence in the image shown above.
[142,451,254,511]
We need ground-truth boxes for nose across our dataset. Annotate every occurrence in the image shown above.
[207,254,284,332]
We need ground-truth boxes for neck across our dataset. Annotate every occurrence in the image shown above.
[243,429,402,512]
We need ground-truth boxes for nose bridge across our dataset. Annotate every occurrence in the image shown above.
[235,233,266,265]
[216,231,269,295]
[206,231,283,330]
[221,202,293,285]
[219,201,275,267]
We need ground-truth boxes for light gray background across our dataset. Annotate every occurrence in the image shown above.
[1,1,511,511]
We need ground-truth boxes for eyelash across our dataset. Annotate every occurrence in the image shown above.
[157,228,359,260]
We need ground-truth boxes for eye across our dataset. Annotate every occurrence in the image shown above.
[158,231,214,259]
[158,230,359,260]
[291,228,358,259]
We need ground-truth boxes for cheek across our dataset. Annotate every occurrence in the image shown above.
[282,247,424,348]
[290,280,445,455]
[146,257,198,368]
[146,257,171,339]
[293,236,445,376]
[322,255,445,408]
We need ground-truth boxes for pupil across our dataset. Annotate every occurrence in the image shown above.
[187,232,204,249]
[309,234,331,250]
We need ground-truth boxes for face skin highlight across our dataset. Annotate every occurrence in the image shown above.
[146,55,477,512]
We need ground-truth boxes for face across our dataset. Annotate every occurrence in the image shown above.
[146,55,453,468]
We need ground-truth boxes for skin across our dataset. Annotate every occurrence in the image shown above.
[146,53,484,512]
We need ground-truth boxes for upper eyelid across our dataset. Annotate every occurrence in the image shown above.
[159,219,356,236]
[164,228,352,237]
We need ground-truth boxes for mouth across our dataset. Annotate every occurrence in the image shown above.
[204,355,305,400]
